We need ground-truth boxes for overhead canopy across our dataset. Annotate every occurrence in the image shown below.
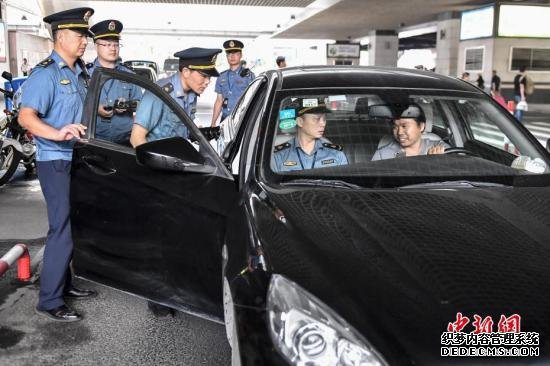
[37,0,495,40]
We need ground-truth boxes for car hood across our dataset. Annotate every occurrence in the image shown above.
[258,185,550,364]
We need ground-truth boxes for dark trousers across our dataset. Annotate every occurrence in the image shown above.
[36,160,73,310]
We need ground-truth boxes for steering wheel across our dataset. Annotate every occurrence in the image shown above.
[444,147,479,157]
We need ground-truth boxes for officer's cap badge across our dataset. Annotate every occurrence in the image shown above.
[108,21,116,31]
[211,54,218,63]
[83,10,92,22]
[229,40,235,48]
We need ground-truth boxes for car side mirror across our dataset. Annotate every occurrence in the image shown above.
[136,136,215,174]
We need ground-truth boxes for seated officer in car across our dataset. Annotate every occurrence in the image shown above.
[130,47,221,147]
[372,104,448,160]
[88,19,142,145]
[272,98,348,172]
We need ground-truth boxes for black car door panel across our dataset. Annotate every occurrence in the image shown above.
[72,68,237,319]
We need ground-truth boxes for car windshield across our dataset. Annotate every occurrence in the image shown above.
[268,90,550,188]
[163,59,179,74]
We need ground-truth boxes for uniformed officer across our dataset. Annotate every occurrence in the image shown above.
[210,40,255,127]
[19,7,96,322]
[272,97,348,172]
[131,47,221,147]
[88,19,142,145]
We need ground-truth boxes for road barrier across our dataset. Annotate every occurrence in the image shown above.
[0,243,31,281]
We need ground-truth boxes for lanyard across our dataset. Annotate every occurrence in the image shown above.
[227,67,241,95]
[297,148,318,170]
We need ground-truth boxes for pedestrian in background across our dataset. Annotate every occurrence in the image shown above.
[476,74,485,90]
[276,55,287,69]
[210,40,255,127]
[21,58,30,76]
[87,19,142,145]
[19,7,97,322]
[514,65,528,122]
[491,70,501,96]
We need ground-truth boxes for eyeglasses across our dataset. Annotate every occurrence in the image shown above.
[96,42,122,49]
[194,70,211,79]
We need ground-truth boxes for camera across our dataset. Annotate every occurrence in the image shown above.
[113,99,139,114]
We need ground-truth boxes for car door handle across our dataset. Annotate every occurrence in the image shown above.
[81,155,117,176]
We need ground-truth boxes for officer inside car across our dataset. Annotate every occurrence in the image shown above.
[88,19,142,145]
[210,40,255,127]
[272,97,348,172]
[19,7,96,322]
[130,47,221,147]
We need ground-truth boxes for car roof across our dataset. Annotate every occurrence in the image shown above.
[270,65,481,93]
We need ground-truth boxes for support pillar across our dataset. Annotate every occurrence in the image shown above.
[368,30,398,67]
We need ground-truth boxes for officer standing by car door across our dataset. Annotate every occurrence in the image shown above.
[88,19,142,145]
[210,40,255,127]
[131,47,221,147]
[18,7,97,322]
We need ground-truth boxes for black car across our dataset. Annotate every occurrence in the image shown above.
[72,66,550,365]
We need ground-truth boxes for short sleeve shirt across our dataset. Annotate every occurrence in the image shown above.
[272,137,348,172]
[20,50,88,161]
[134,72,196,142]
[372,138,449,161]
[88,59,143,143]
[215,66,255,118]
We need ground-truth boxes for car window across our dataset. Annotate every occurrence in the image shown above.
[267,91,549,186]
[91,76,144,147]
[451,98,519,154]
[217,77,263,157]
[163,59,179,75]
[90,75,205,150]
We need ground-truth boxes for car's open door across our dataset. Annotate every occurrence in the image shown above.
[71,68,236,320]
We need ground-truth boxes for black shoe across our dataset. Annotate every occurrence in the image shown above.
[35,305,82,322]
[64,287,97,299]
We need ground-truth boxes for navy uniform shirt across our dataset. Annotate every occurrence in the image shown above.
[272,137,348,172]
[88,58,143,143]
[20,50,88,161]
[134,72,196,142]
[214,66,255,119]
[372,138,449,160]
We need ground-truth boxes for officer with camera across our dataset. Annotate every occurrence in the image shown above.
[210,40,255,127]
[131,47,221,147]
[87,19,142,145]
[19,7,96,322]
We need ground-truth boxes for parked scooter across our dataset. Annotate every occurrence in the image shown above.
[0,71,36,186]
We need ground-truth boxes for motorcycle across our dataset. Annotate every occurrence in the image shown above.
[0,71,36,186]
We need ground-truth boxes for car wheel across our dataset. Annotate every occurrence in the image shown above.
[222,245,241,366]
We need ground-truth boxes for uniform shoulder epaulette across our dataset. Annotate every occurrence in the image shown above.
[323,142,343,151]
[85,62,94,69]
[36,58,54,68]
[274,142,291,152]
[161,82,174,94]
